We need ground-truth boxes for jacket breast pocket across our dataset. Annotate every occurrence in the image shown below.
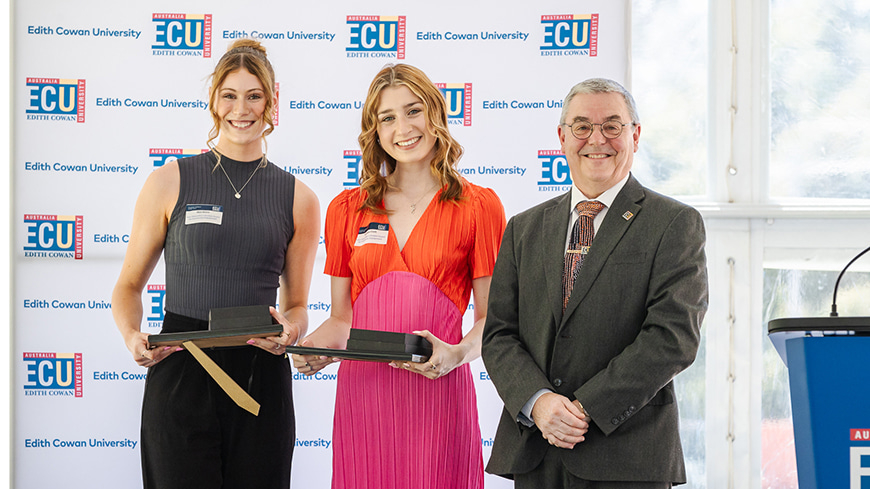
[608,251,649,265]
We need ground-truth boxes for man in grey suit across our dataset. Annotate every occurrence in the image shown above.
[481,78,708,488]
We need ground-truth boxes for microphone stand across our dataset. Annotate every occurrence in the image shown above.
[830,244,870,317]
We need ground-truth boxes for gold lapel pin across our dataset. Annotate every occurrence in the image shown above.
[566,246,591,255]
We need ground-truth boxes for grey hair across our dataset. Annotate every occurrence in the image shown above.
[559,78,640,125]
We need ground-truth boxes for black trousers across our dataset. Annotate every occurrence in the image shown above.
[514,444,673,489]
[140,312,295,489]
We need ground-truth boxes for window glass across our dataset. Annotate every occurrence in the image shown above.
[675,324,707,488]
[631,0,708,197]
[632,2,709,486]
[770,0,870,200]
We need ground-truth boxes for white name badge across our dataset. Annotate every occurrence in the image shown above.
[354,222,389,246]
[185,204,223,225]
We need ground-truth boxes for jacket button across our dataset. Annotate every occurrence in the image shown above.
[553,379,562,387]
[629,405,636,412]
[611,418,619,425]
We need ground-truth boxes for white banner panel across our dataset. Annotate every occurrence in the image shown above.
[13,1,627,487]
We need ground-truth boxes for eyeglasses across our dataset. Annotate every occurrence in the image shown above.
[562,120,636,140]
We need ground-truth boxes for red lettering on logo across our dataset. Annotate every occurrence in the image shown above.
[22,352,56,359]
[542,15,574,21]
[152,13,185,20]
[26,77,59,84]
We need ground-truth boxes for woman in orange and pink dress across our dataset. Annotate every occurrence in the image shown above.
[291,64,505,489]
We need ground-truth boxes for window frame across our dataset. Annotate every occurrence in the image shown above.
[633,0,870,487]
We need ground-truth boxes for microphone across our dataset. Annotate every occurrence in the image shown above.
[830,244,870,317]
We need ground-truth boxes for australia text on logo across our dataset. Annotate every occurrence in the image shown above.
[150,148,208,168]
[23,214,84,259]
[147,284,166,327]
[343,150,362,188]
[26,78,86,123]
[347,16,405,59]
[23,352,83,397]
[436,83,472,127]
[540,14,599,57]
[152,13,212,57]
[538,150,573,192]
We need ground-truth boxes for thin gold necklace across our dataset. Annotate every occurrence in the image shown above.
[213,149,265,199]
[406,182,439,214]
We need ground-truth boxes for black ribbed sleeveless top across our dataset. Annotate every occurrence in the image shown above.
[164,151,296,320]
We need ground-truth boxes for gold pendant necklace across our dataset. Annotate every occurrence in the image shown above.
[408,183,439,214]
[214,150,265,199]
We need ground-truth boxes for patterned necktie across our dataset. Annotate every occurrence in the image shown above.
[562,200,605,311]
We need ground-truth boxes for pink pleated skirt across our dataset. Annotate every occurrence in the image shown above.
[332,271,484,489]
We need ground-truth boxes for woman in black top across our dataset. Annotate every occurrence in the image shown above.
[112,39,319,489]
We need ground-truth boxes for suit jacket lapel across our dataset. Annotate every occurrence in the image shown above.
[543,192,572,326]
[560,176,645,326]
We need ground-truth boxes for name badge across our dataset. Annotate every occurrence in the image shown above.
[355,222,389,246]
[185,204,223,225]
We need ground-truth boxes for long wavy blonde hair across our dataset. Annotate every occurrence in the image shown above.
[357,64,464,214]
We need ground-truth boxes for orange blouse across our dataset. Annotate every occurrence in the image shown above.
[324,180,506,313]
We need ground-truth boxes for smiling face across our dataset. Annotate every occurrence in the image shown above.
[559,92,641,198]
[214,68,268,160]
[375,85,437,169]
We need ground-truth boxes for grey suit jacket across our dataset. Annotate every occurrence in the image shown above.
[481,175,708,483]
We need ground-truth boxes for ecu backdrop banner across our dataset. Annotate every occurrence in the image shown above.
[13,1,627,487]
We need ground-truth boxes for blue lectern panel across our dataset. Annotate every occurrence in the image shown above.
[785,337,870,489]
